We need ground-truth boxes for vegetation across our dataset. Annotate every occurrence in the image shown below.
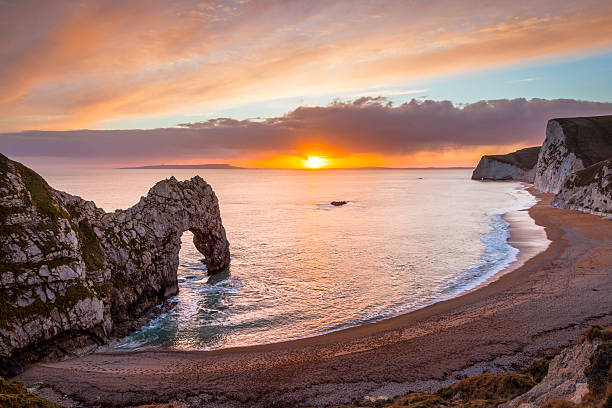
[335,372,539,408]
[436,373,535,404]
[12,161,61,221]
[336,326,612,408]
[557,116,612,166]
[0,377,59,408]
[486,146,541,170]
[523,357,552,384]
[76,220,105,271]
[586,326,612,342]
[0,283,97,329]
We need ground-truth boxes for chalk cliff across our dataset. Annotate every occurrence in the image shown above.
[534,116,612,194]
[0,154,230,375]
[551,158,612,216]
[472,146,540,182]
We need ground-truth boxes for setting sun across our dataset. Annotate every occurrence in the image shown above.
[303,156,329,169]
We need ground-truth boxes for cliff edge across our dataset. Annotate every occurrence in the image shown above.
[0,154,230,375]
[472,146,540,182]
[552,158,612,216]
[534,116,612,194]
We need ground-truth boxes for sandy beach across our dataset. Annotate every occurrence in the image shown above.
[16,191,612,408]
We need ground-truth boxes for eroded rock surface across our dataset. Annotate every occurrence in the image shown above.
[534,116,612,194]
[552,158,612,216]
[0,153,230,375]
[501,340,606,408]
[472,146,540,182]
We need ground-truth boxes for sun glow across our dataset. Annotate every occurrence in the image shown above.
[303,156,329,169]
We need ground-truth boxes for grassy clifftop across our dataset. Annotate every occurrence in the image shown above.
[484,146,541,170]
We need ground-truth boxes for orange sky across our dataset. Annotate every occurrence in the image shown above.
[239,147,528,169]
[2,0,612,168]
[4,98,612,168]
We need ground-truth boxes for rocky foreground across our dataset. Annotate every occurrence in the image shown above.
[5,326,612,407]
[336,326,612,408]
[11,192,612,407]
[0,153,230,376]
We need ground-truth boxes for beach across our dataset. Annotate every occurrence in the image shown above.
[16,191,612,408]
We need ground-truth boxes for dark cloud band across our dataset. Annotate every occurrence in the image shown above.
[1,98,611,165]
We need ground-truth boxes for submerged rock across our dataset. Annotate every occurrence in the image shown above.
[0,153,230,375]
[472,146,540,182]
[534,115,612,194]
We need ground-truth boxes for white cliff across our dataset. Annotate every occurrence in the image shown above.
[552,159,612,216]
[0,153,230,375]
[534,116,612,194]
[472,147,540,182]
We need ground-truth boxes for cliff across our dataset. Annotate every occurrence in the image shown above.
[551,158,612,216]
[0,154,230,375]
[472,146,540,182]
[534,115,612,194]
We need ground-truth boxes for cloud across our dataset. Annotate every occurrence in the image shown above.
[513,78,543,83]
[2,98,611,166]
[1,0,612,131]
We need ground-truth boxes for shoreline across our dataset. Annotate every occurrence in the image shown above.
[467,185,550,293]
[17,192,612,407]
[110,183,546,353]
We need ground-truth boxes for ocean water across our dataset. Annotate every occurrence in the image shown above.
[39,168,537,351]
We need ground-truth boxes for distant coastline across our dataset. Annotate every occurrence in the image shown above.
[118,164,474,170]
[118,164,243,169]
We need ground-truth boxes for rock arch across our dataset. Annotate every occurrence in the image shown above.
[98,175,231,329]
[0,154,230,374]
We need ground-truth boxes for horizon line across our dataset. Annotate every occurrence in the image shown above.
[116,165,475,170]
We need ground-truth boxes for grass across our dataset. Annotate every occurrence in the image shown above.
[486,146,541,170]
[586,326,612,342]
[436,373,535,404]
[0,377,59,408]
[76,220,105,271]
[586,342,612,397]
[335,373,537,408]
[11,161,61,221]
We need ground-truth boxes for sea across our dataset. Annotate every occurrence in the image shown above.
[38,168,541,351]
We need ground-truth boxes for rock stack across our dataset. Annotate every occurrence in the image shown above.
[0,154,230,375]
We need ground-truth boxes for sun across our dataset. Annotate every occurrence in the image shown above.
[303,156,329,169]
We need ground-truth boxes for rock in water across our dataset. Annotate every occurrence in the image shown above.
[534,116,612,193]
[0,153,230,375]
[471,146,540,182]
[331,201,348,206]
[552,158,612,216]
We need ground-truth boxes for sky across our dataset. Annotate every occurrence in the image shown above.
[1,0,612,168]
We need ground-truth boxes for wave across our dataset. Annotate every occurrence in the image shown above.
[112,183,541,351]
[441,184,536,296]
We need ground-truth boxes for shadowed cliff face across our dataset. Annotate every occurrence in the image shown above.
[0,154,230,375]
[472,146,540,182]
[530,115,612,215]
[552,159,612,216]
[535,116,612,194]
